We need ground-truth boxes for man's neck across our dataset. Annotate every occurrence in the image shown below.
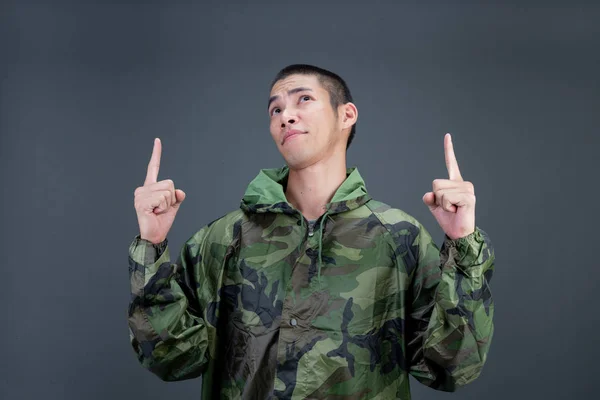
[285,153,347,221]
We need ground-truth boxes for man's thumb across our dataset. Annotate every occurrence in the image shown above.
[422,192,436,209]
[175,189,186,205]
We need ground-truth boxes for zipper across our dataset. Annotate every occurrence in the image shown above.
[308,221,315,237]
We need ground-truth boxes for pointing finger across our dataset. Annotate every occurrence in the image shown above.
[444,133,463,181]
[144,138,162,185]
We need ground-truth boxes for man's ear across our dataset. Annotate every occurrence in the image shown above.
[341,102,358,129]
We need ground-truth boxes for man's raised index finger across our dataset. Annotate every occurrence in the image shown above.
[444,133,463,181]
[144,138,161,185]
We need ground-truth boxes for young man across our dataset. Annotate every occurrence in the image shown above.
[128,64,495,399]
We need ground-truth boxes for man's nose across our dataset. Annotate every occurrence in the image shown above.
[280,108,297,126]
[280,117,296,127]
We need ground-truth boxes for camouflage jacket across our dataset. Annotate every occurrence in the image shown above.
[128,166,495,399]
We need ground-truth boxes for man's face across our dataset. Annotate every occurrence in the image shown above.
[268,74,347,169]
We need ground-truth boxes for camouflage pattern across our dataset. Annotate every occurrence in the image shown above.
[128,166,495,399]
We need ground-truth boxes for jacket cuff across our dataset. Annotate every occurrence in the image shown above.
[129,234,169,265]
[441,227,487,276]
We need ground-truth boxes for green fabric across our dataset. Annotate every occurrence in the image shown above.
[127,165,495,399]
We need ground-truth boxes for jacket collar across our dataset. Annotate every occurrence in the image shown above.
[240,165,371,215]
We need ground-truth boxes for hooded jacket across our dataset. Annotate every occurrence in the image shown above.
[127,166,495,399]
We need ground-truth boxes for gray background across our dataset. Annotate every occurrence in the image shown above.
[1,1,598,399]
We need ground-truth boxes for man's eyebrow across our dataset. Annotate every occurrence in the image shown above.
[267,87,313,110]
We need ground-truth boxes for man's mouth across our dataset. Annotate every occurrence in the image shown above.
[282,130,305,144]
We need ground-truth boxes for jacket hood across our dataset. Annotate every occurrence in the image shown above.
[240,165,371,215]
[240,165,372,290]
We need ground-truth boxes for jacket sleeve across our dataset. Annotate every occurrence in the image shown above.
[406,224,495,391]
[127,228,215,381]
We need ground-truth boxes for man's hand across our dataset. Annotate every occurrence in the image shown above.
[422,133,476,240]
[134,138,186,244]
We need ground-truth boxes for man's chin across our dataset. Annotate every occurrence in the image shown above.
[280,152,313,171]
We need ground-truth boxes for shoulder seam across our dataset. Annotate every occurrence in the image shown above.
[365,201,396,244]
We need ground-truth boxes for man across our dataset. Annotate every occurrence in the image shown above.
[128,64,495,399]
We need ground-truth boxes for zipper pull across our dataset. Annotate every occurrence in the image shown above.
[308,221,315,237]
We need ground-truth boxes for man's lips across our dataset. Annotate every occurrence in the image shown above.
[282,130,305,144]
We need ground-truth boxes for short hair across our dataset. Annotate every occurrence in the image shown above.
[269,64,357,149]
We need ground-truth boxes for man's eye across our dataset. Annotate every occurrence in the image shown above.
[271,108,280,115]
[300,95,311,102]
